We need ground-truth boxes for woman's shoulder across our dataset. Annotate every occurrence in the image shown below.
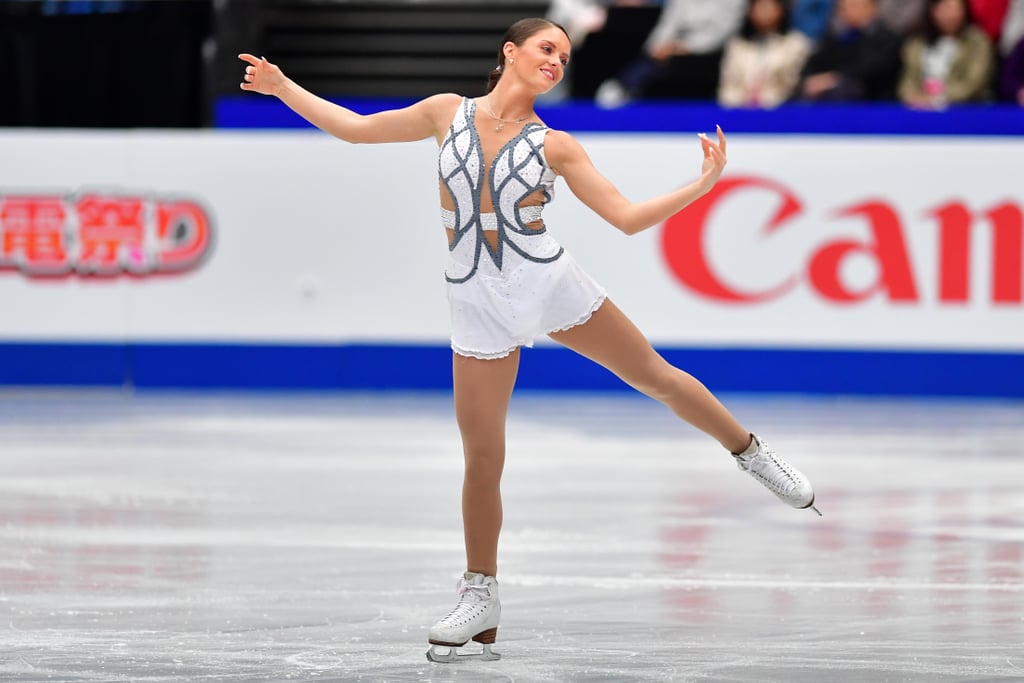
[540,128,576,149]
[537,129,583,172]
[417,93,466,134]
[424,93,465,114]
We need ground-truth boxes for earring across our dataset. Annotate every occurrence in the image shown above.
[510,58,514,64]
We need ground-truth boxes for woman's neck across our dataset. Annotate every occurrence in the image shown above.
[486,83,536,121]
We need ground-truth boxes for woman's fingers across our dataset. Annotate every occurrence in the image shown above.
[698,132,713,155]
[239,54,275,91]
[716,125,726,154]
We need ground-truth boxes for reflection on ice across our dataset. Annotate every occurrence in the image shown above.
[0,391,1021,681]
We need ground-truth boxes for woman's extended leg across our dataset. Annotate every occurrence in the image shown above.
[550,299,750,453]
[452,349,520,578]
[550,299,817,512]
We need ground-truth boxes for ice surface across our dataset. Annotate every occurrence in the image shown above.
[1,390,1022,682]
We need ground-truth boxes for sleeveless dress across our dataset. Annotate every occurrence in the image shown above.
[438,97,607,360]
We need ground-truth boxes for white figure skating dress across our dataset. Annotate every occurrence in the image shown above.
[439,97,607,359]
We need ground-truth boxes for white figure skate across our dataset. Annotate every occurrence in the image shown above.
[734,433,822,516]
[425,572,501,663]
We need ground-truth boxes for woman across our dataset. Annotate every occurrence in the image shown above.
[719,0,812,108]
[239,18,820,664]
[899,0,996,108]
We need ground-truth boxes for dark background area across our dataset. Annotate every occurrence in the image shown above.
[0,0,560,127]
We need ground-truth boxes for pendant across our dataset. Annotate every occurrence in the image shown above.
[495,123,504,132]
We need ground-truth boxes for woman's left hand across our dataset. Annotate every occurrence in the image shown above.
[698,125,727,191]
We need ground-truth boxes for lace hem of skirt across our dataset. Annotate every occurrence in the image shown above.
[450,342,521,361]
[450,294,608,361]
[546,293,607,335]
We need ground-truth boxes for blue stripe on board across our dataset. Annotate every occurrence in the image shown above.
[214,97,1024,136]
[1,343,1021,397]
[0,343,127,386]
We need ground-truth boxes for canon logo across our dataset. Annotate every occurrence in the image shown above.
[661,176,1023,306]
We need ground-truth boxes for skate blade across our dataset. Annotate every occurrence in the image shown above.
[426,643,501,663]
[809,505,823,516]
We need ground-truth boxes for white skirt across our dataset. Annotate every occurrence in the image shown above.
[446,234,607,360]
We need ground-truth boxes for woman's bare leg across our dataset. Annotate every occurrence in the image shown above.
[549,299,751,454]
[452,349,520,578]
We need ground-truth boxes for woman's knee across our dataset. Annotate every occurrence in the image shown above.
[625,358,680,401]
[463,448,505,484]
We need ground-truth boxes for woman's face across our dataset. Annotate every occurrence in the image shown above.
[932,0,967,35]
[507,27,571,93]
[749,0,785,33]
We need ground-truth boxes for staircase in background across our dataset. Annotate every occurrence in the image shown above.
[247,1,550,99]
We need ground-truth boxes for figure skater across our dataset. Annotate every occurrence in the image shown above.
[239,16,820,665]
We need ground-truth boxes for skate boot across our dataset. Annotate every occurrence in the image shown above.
[425,571,501,663]
[733,433,822,516]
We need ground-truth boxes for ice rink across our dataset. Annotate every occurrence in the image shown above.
[1,389,1022,682]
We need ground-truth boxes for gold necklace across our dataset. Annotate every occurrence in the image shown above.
[484,96,528,132]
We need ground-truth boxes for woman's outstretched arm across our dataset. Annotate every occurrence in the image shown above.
[545,126,727,235]
[238,53,459,144]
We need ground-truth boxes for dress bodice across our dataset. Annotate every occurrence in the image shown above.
[438,97,562,283]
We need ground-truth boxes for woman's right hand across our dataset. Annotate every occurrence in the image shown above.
[698,125,727,192]
[238,53,286,97]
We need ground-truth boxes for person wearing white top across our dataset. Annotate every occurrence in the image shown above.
[719,0,813,108]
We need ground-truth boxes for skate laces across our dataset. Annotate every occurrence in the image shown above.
[439,580,492,626]
[737,439,801,495]
[748,451,800,495]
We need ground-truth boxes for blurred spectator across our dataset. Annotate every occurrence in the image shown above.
[791,0,836,42]
[968,0,1010,41]
[798,0,903,101]
[543,0,607,100]
[899,0,995,108]
[547,0,608,45]
[547,0,663,99]
[828,0,927,36]
[876,0,929,35]
[1000,0,1024,54]
[718,0,811,108]
[595,0,745,106]
[999,34,1024,102]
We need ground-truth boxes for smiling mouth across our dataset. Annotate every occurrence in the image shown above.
[540,68,556,80]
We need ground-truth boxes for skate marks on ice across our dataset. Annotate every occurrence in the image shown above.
[0,391,1023,681]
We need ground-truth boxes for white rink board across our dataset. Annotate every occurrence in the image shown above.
[0,130,1021,350]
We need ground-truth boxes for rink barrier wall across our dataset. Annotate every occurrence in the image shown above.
[2,102,1023,396]
[214,98,1024,136]
[2,342,1022,397]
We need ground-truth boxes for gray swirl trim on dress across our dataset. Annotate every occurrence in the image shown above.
[439,98,563,285]
[439,98,486,284]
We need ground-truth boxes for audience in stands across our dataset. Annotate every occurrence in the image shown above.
[1000,0,1024,55]
[547,0,663,100]
[1000,33,1024,102]
[798,0,903,101]
[547,0,1020,107]
[791,0,836,42]
[594,0,745,106]
[718,0,811,108]
[899,0,995,108]
[874,0,929,35]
